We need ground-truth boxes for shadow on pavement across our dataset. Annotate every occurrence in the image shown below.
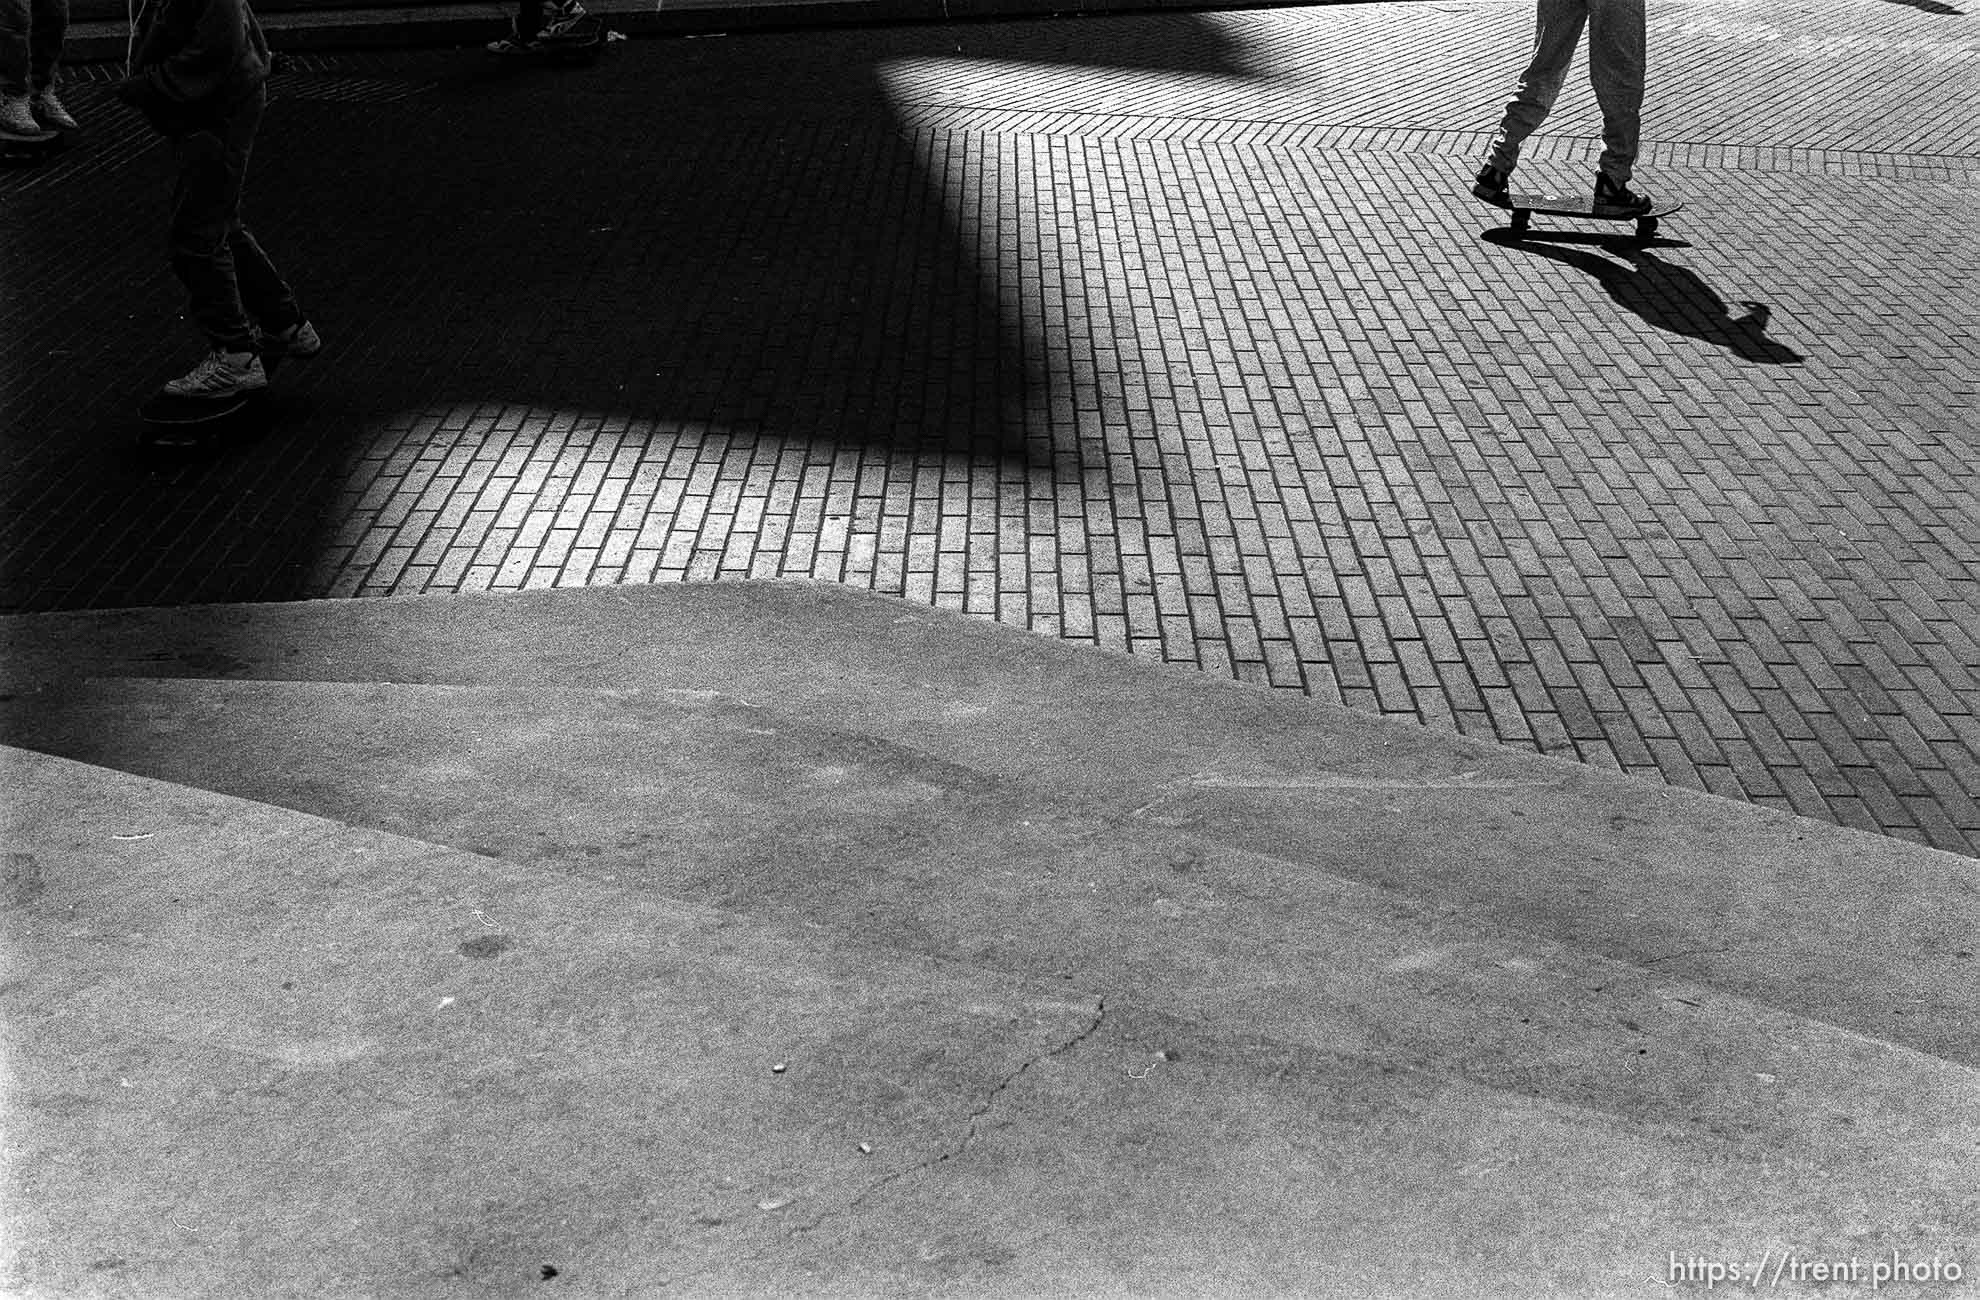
[0,17,1254,612]
[1489,234,1805,364]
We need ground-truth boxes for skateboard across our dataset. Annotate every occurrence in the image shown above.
[1491,191,1682,243]
[138,352,284,451]
[0,124,64,166]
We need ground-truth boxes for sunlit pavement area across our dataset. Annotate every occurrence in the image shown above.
[4,0,1977,857]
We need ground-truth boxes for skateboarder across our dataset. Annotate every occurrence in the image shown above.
[116,0,318,400]
[1472,0,1654,217]
[0,0,75,136]
[486,0,591,55]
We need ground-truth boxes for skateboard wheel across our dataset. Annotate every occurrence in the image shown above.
[1637,217,1658,241]
[1510,210,1530,236]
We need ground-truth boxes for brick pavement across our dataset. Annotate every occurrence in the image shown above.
[3,0,1977,854]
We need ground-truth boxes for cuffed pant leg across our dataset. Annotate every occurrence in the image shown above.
[233,225,302,335]
[1587,0,1645,182]
[1487,0,1588,172]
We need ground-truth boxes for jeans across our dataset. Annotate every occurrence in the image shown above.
[1486,0,1645,184]
[0,0,65,97]
[168,85,301,353]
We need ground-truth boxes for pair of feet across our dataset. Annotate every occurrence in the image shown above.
[1472,164,1655,217]
[163,321,322,400]
[0,88,75,136]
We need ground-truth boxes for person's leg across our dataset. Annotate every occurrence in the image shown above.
[165,98,268,394]
[0,0,23,90]
[216,89,305,338]
[170,128,257,352]
[26,0,61,88]
[1485,0,1590,174]
[234,223,306,334]
[24,0,73,128]
[488,0,545,52]
[1586,0,1645,185]
[0,0,34,121]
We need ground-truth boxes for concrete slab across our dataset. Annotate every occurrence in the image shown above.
[5,583,1977,1069]
[0,750,1104,1295]
[5,744,1977,1297]
[6,674,1980,1155]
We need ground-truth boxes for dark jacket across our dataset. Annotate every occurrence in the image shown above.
[116,0,271,134]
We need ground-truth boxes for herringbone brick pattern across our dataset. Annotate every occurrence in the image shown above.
[3,0,1976,852]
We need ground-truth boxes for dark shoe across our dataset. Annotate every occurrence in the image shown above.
[1472,163,1512,206]
[1593,172,1653,217]
[268,319,321,358]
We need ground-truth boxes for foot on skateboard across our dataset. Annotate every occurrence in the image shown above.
[138,350,286,452]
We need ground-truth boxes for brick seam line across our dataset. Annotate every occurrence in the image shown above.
[880,110,1980,175]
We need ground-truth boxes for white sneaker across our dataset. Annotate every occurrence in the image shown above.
[540,1,589,36]
[31,89,76,131]
[0,94,40,137]
[163,349,268,399]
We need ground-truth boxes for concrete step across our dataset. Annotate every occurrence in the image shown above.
[5,742,1976,1298]
[5,673,1976,1163]
[5,582,1977,1068]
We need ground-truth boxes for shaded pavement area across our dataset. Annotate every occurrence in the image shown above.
[3,0,1978,854]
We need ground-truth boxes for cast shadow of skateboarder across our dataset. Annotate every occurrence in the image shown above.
[1495,236,1804,365]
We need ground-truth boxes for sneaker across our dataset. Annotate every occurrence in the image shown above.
[541,0,588,34]
[30,88,76,131]
[0,94,40,137]
[268,319,321,358]
[163,349,267,399]
[1593,172,1653,217]
[1472,163,1512,206]
[486,30,542,54]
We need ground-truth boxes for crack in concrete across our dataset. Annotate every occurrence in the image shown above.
[792,996,1107,1237]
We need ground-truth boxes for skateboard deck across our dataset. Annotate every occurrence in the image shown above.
[138,353,285,451]
[0,125,64,166]
[1493,191,1682,242]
